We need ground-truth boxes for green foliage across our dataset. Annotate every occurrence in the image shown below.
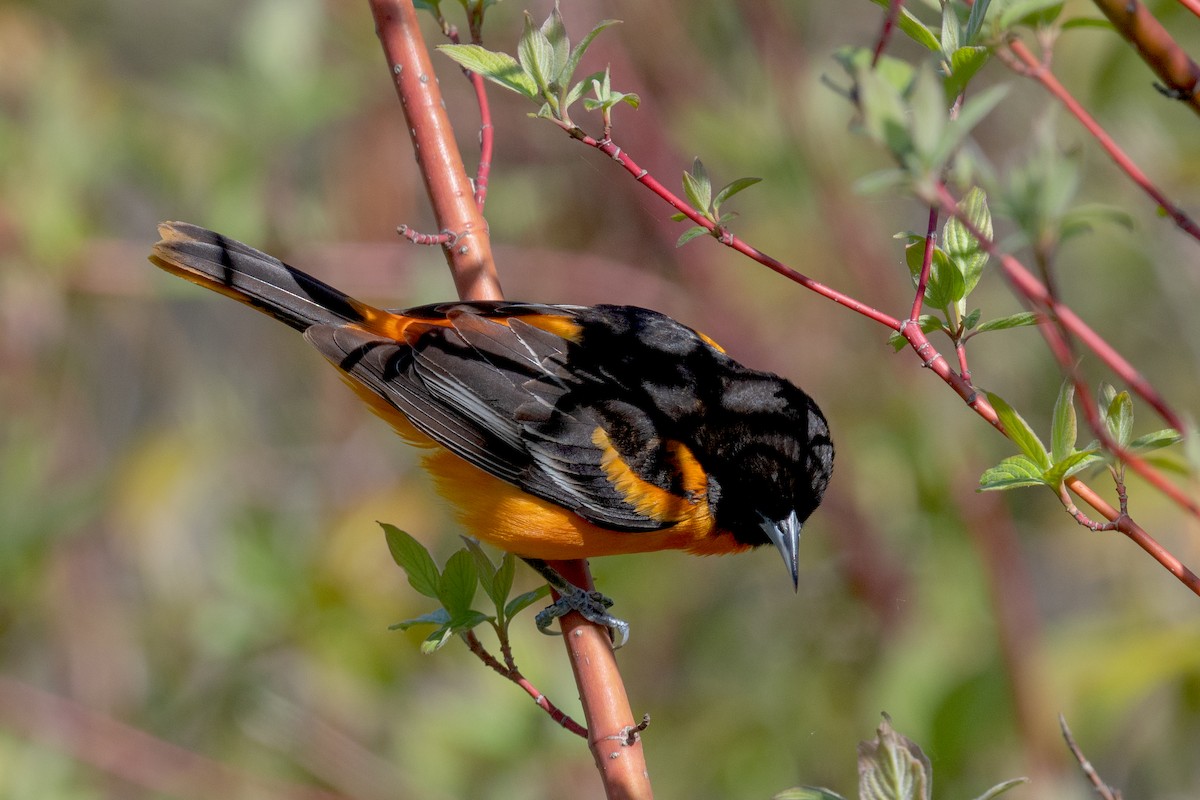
[979,382,1181,493]
[839,44,1008,198]
[888,188,1041,351]
[774,715,1025,800]
[10,2,1200,797]
[857,714,932,800]
[992,121,1134,256]
[438,4,635,127]
[671,158,761,246]
[383,525,549,654]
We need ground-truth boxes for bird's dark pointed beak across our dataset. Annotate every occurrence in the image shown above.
[760,510,802,591]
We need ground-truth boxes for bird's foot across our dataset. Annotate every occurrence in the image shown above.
[522,558,630,648]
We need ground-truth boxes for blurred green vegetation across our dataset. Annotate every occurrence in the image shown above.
[1,1,1199,798]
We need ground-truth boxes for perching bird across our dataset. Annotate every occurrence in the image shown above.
[150,222,833,645]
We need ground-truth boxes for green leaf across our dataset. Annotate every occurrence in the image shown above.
[1130,428,1183,453]
[712,177,762,214]
[494,552,516,607]
[928,84,1009,171]
[973,311,1040,334]
[1059,203,1136,242]
[961,307,982,330]
[1104,390,1134,449]
[908,62,946,161]
[855,60,914,159]
[562,18,621,88]
[504,585,552,619]
[461,537,498,606]
[854,168,910,195]
[999,0,1064,29]
[1061,17,1115,32]
[437,549,478,617]
[939,2,961,58]
[437,45,538,99]
[774,788,847,800]
[969,777,1029,800]
[1043,449,1104,489]
[945,45,990,98]
[565,68,606,111]
[1050,379,1077,464]
[389,608,451,631]
[887,315,944,352]
[420,624,455,654]
[866,0,942,51]
[943,186,992,295]
[987,391,1051,468]
[682,158,713,213]
[518,13,555,94]
[964,0,993,44]
[583,70,640,113]
[539,4,570,84]
[676,225,710,247]
[979,454,1047,491]
[906,245,965,309]
[448,609,493,633]
[857,714,931,800]
[382,523,441,599]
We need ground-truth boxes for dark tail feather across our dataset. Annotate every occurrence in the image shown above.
[149,222,372,332]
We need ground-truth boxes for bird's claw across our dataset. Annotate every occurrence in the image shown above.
[534,587,630,649]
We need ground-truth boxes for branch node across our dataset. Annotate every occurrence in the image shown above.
[397,225,459,248]
[602,714,651,747]
[1152,82,1196,101]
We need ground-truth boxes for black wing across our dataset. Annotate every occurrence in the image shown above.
[303,304,669,531]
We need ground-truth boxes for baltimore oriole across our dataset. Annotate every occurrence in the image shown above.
[150,222,834,644]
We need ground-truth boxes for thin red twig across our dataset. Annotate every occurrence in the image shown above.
[1059,715,1123,800]
[552,124,901,330]
[445,28,494,211]
[1181,0,1200,19]
[551,108,1200,598]
[873,0,905,67]
[909,205,939,321]
[1004,38,1200,242]
[369,0,502,301]
[931,183,1185,433]
[462,631,588,737]
[931,183,1200,558]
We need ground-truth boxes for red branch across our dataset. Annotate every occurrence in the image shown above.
[552,124,901,330]
[909,205,939,321]
[445,27,495,210]
[369,0,502,301]
[462,631,587,737]
[1090,0,1200,117]
[369,5,653,797]
[551,116,1200,598]
[873,0,905,67]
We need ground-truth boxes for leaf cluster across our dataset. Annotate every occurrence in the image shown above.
[383,524,549,653]
[672,158,761,246]
[774,714,1025,800]
[888,187,1039,351]
[980,382,1181,492]
[437,4,637,128]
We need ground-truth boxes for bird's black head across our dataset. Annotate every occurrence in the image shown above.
[702,371,834,587]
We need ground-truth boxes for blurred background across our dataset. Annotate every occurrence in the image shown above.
[1,0,1199,798]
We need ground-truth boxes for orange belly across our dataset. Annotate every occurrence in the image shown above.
[423,449,746,559]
